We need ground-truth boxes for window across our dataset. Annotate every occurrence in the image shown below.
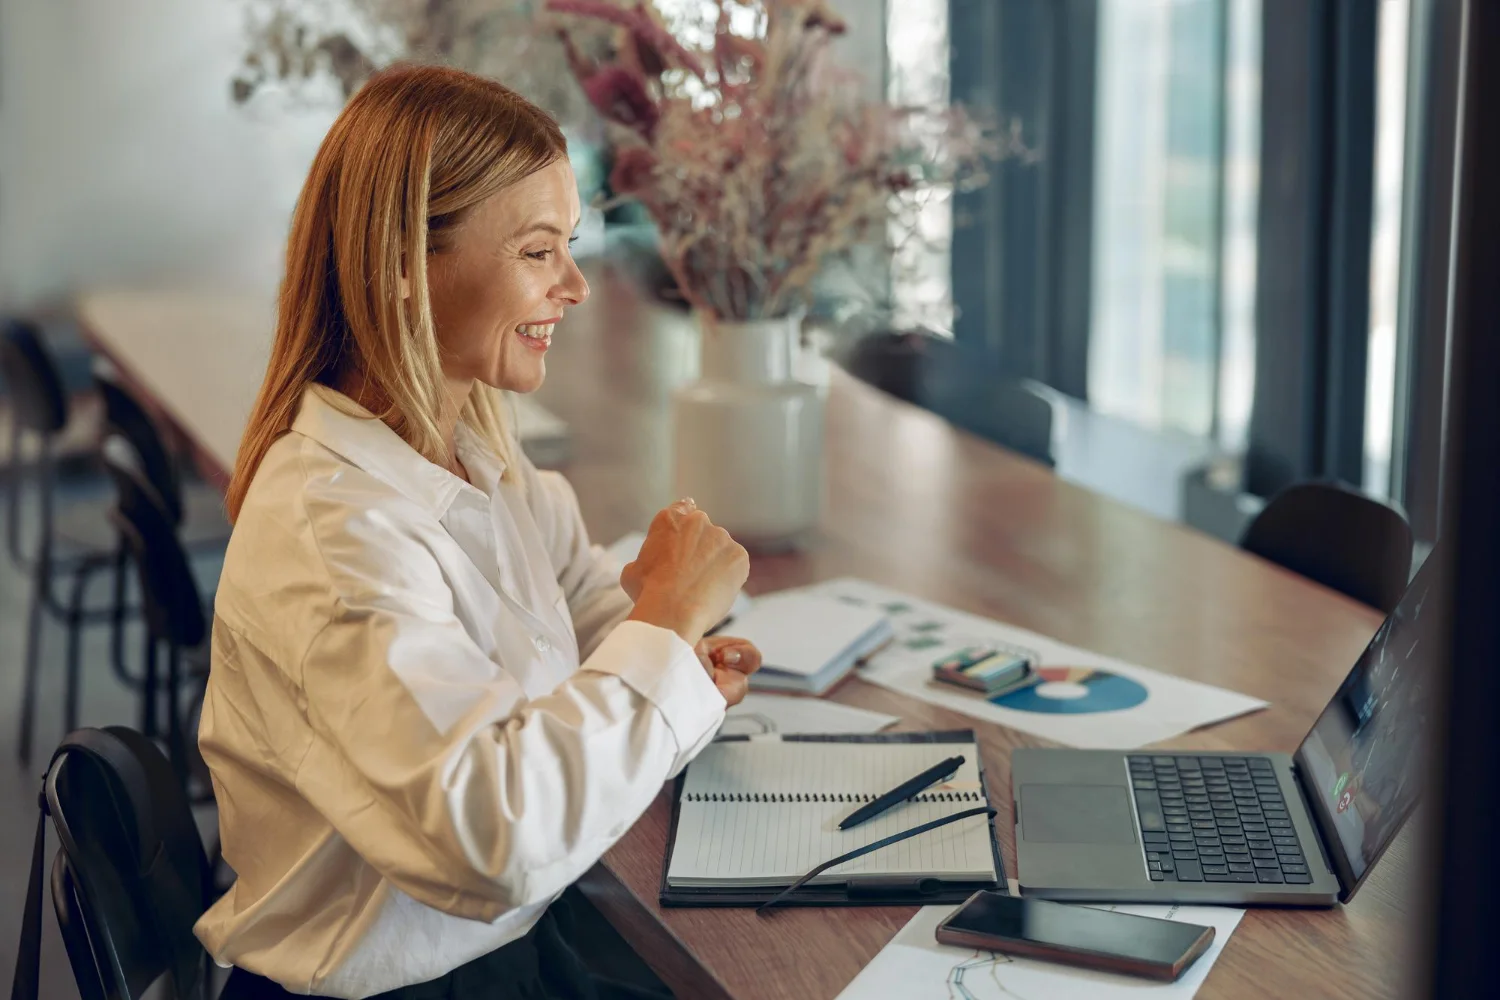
[1087,0,1260,442]
[931,0,1427,524]
[887,0,955,334]
[1216,0,1262,453]
[1363,0,1412,497]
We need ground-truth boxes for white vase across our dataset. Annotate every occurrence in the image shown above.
[671,312,824,552]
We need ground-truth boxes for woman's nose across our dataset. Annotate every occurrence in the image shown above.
[557,256,590,306]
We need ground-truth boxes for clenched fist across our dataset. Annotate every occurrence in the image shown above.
[623,498,750,649]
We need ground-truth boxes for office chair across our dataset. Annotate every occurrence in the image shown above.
[12,726,212,1000]
[927,374,1055,469]
[844,331,1056,466]
[93,372,230,550]
[842,329,937,404]
[101,439,211,787]
[1240,481,1414,613]
[2,320,121,764]
[95,375,225,710]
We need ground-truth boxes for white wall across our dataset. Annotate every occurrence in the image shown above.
[0,0,886,313]
[0,0,337,310]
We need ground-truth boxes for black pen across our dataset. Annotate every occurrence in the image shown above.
[838,755,966,830]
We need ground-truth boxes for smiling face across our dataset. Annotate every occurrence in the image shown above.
[425,158,589,395]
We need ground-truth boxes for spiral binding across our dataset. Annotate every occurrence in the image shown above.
[683,790,983,803]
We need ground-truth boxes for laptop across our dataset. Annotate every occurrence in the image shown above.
[1011,540,1445,906]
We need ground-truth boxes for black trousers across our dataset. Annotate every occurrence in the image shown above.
[219,891,671,1000]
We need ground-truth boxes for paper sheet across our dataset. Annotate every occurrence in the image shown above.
[836,899,1244,1000]
[792,578,1268,750]
[720,694,898,737]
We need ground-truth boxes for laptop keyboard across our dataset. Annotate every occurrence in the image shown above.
[1128,755,1313,885]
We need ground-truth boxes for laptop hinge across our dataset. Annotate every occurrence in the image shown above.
[1289,758,1353,897]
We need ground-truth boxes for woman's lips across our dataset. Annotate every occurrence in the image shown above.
[516,322,555,349]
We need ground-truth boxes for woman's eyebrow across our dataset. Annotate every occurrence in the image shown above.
[510,216,585,240]
[511,221,567,239]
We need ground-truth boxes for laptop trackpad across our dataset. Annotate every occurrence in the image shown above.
[1021,784,1137,844]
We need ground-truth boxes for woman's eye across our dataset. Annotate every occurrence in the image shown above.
[526,237,578,260]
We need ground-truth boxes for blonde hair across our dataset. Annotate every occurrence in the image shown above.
[226,64,568,522]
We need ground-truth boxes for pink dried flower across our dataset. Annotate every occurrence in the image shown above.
[556,30,598,84]
[580,66,659,135]
[608,145,658,195]
[800,1,848,35]
[715,32,765,77]
[546,0,706,78]
[630,26,667,77]
[551,0,1009,319]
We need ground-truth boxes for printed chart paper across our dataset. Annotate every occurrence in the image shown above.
[795,578,1267,750]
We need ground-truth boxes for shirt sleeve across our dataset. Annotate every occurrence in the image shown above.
[294,538,725,925]
[521,459,636,660]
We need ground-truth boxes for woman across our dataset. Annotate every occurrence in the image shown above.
[201,65,758,999]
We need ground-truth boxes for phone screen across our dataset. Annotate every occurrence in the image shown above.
[943,892,1209,967]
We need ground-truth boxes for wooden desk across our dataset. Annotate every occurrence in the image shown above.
[75,268,1417,1000]
[75,289,573,483]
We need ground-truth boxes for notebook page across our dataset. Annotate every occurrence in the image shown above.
[680,741,983,798]
[668,741,996,887]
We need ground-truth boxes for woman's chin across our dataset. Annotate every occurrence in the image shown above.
[485,364,545,395]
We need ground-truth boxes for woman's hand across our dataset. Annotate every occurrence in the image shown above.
[622,499,749,648]
[694,636,762,706]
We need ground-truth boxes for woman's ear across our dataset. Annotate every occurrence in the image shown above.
[398,255,412,300]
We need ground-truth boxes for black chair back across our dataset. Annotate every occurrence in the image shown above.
[845,332,1055,466]
[2,321,72,567]
[50,853,106,1000]
[1,320,68,435]
[95,375,184,525]
[930,374,1055,469]
[1240,481,1414,613]
[102,438,206,650]
[11,726,210,1000]
[843,330,939,404]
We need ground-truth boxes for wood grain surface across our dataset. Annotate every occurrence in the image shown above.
[77,266,1419,999]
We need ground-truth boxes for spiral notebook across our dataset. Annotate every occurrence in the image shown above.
[660,731,1003,907]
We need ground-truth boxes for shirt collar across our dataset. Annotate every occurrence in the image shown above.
[291,383,503,517]
[453,421,509,500]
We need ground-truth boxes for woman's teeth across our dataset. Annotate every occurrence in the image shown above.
[517,323,554,345]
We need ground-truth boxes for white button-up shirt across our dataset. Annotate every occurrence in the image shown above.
[195,385,726,998]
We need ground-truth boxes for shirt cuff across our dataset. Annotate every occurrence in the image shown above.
[583,620,726,756]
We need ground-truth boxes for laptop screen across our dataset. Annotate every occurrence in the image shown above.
[1295,543,1446,887]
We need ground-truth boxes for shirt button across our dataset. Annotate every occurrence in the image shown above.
[533,635,550,653]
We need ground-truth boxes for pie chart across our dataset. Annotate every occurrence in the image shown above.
[994,665,1149,714]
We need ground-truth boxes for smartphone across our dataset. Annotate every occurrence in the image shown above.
[934,890,1215,982]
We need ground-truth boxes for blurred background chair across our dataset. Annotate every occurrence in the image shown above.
[841,329,935,405]
[94,370,230,552]
[844,330,1056,467]
[2,320,122,764]
[102,438,212,787]
[1239,481,1414,613]
[14,726,213,1000]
